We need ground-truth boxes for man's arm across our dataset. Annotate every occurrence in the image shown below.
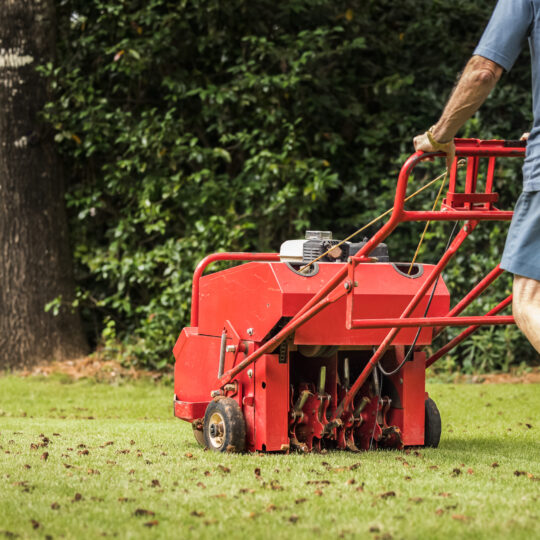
[414,55,504,166]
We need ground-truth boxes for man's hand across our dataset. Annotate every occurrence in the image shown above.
[413,131,456,170]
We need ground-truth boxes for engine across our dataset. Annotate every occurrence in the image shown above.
[279,230,390,264]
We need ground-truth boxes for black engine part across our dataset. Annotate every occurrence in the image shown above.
[303,239,348,263]
[349,239,390,262]
[302,237,389,264]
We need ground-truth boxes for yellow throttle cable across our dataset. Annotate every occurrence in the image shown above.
[407,166,449,275]
[299,161,463,274]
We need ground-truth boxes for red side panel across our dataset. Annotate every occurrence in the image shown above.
[276,263,450,346]
[254,354,289,451]
[173,329,220,407]
[198,263,283,342]
[388,351,426,446]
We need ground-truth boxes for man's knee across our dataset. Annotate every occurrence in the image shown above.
[513,297,526,331]
[512,275,540,329]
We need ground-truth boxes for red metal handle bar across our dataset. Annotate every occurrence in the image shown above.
[400,210,513,222]
[337,138,522,411]
[349,315,514,329]
[453,138,526,157]
[190,252,280,327]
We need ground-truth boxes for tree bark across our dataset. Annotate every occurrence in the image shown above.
[0,0,88,369]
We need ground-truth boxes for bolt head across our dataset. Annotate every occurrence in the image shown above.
[247,328,254,336]
[247,369,253,378]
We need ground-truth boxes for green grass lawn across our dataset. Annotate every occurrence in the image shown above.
[0,375,538,539]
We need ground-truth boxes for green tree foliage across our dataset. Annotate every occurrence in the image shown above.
[43,0,536,370]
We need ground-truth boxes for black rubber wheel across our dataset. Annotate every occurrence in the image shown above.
[424,397,442,448]
[298,345,339,358]
[203,397,246,452]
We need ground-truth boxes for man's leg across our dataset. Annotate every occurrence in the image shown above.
[513,275,540,353]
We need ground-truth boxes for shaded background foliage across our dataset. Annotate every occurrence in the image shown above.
[44,0,537,370]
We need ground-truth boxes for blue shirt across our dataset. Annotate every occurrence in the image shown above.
[474,0,540,190]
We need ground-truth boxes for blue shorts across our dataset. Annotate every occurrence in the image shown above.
[500,191,540,281]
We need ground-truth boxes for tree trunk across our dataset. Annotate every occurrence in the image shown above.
[0,0,88,369]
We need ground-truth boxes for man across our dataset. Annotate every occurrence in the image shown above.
[414,0,540,354]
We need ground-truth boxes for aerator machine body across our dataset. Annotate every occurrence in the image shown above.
[173,139,525,453]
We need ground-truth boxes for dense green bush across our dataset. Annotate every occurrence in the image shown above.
[44,0,537,370]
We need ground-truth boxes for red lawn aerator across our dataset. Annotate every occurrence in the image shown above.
[173,138,525,453]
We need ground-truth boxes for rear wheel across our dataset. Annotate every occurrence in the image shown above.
[203,397,246,452]
[192,419,205,446]
[424,397,441,448]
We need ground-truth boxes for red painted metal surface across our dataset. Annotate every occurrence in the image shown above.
[236,362,255,451]
[191,252,280,327]
[347,315,514,328]
[387,349,426,446]
[198,263,284,343]
[290,263,449,345]
[173,138,525,453]
[173,328,223,403]
[254,354,289,451]
[198,261,450,346]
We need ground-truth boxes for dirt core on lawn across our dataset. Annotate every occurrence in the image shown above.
[12,357,540,384]
[17,355,168,382]
[456,369,540,385]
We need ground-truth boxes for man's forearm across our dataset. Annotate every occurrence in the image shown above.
[431,55,504,142]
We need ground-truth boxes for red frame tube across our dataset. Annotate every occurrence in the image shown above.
[400,210,513,221]
[485,157,496,194]
[347,315,514,329]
